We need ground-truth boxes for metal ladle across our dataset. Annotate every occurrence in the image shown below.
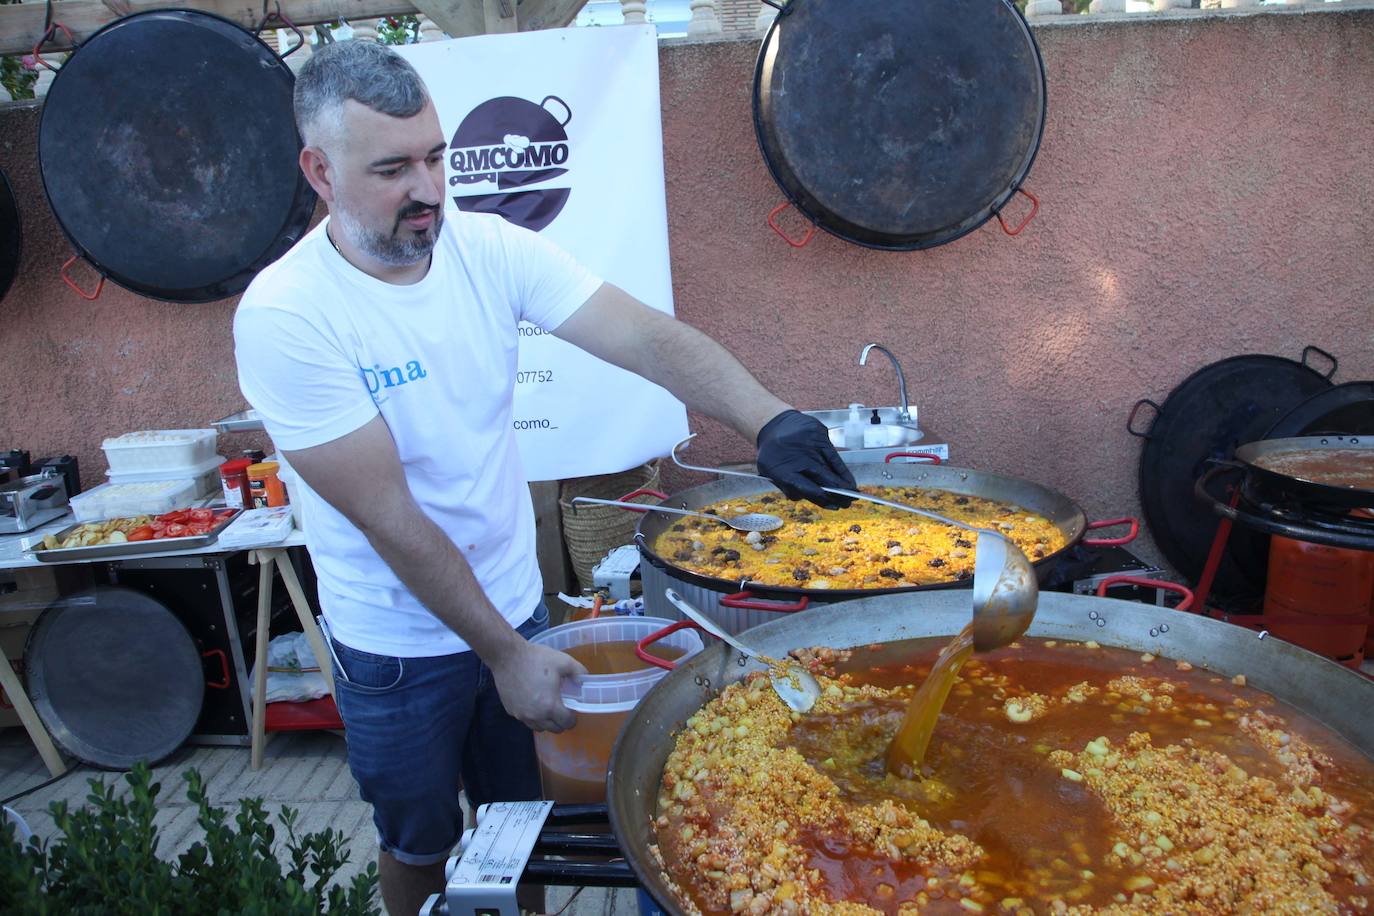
[670,435,1038,652]
[664,588,820,713]
[569,496,784,533]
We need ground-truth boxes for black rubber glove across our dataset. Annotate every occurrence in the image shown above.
[756,410,858,509]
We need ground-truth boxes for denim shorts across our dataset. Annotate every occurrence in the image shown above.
[328,604,550,866]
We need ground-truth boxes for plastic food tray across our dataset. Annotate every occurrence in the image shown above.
[102,429,218,473]
[69,480,201,522]
[31,510,242,563]
[106,454,225,499]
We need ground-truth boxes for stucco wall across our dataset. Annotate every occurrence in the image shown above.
[0,9,1370,573]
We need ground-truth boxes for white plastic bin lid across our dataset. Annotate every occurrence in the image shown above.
[530,616,703,714]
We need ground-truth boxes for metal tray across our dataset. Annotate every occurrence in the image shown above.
[212,408,264,433]
[31,509,242,563]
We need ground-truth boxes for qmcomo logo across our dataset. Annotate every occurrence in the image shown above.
[448,95,573,233]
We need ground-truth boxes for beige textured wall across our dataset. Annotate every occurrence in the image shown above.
[0,10,1371,576]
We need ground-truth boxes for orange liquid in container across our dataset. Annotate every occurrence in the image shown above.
[1264,535,1374,661]
[562,639,686,674]
[885,622,976,777]
[532,619,701,805]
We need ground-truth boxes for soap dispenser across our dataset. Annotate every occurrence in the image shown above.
[843,404,866,450]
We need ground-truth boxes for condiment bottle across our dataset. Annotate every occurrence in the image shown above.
[246,462,288,508]
[219,458,253,509]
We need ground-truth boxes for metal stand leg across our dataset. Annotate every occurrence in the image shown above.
[1193,487,1241,614]
[0,635,66,777]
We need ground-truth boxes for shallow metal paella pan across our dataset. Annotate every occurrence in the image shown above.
[607,590,1374,914]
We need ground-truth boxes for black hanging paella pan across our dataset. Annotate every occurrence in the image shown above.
[37,9,316,302]
[0,167,20,303]
[754,0,1046,250]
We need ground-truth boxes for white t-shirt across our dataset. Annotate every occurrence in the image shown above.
[233,209,602,657]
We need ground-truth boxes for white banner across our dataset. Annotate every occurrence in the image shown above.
[397,26,689,482]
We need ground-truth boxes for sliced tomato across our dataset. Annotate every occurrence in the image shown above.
[159,509,191,524]
[188,508,214,523]
[127,526,155,542]
[214,509,237,521]
[185,523,212,536]
[148,519,168,532]
[151,528,170,539]
[164,523,189,538]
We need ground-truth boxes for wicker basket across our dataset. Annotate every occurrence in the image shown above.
[559,461,663,591]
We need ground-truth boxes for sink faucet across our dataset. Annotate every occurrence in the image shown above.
[859,344,912,424]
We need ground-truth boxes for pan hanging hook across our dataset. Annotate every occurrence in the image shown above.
[253,0,307,59]
[28,0,75,72]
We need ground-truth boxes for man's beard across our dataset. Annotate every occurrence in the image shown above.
[333,200,443,267]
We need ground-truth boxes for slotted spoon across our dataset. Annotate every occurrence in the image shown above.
[665,588,820,713]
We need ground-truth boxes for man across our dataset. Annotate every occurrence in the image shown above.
[233,40,855,916]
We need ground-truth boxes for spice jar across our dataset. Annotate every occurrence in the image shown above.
[246,462,288,508]
[219,458,253,509]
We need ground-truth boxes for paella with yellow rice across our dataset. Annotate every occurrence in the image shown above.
[650,486,1067,589]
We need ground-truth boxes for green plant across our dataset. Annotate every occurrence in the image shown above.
[377,15,421,45]
[0,762,379,915]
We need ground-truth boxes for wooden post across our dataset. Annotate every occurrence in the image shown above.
[249,552,274,771]
[483,0,517,33]
[530,481,574,601]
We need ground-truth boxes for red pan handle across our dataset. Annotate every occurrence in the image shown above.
[1095,576,1194,612]
[1083,517,1139,547]
[767,202,816,249]
[996,188,1039,237]
[611,488,667,513]
[203,649,231,689]
[635,619,701,671]
[61,255,104,301]
[884,452,944,465]
[720,591,810,613]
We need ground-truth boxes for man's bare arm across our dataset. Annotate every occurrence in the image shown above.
[284,415,583,731]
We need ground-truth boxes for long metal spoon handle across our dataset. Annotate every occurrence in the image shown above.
[671,434,762,481]
[818,486,1005,541]
[664,588,757,660]
[673,434,1008,542]
[570,496,713,524]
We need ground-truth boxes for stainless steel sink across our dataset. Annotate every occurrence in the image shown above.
[805,406,918,429]
[826,423,926,450]
[803,407,927,451]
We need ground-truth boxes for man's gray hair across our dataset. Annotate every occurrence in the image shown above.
[294,40,430,147]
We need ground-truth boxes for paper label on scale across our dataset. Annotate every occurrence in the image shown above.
[451,800,553,886]
[397,28,689,482]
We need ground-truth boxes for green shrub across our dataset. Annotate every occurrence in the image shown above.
[0,762,378,915]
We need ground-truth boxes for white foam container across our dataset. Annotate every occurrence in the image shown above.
[106,454,224,499]
[70,480,200,522]
[102,429,218,473]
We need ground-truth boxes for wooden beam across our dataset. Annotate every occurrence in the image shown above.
[0,0,417,55]
[409,0,485,38]
[518,0,588,31]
